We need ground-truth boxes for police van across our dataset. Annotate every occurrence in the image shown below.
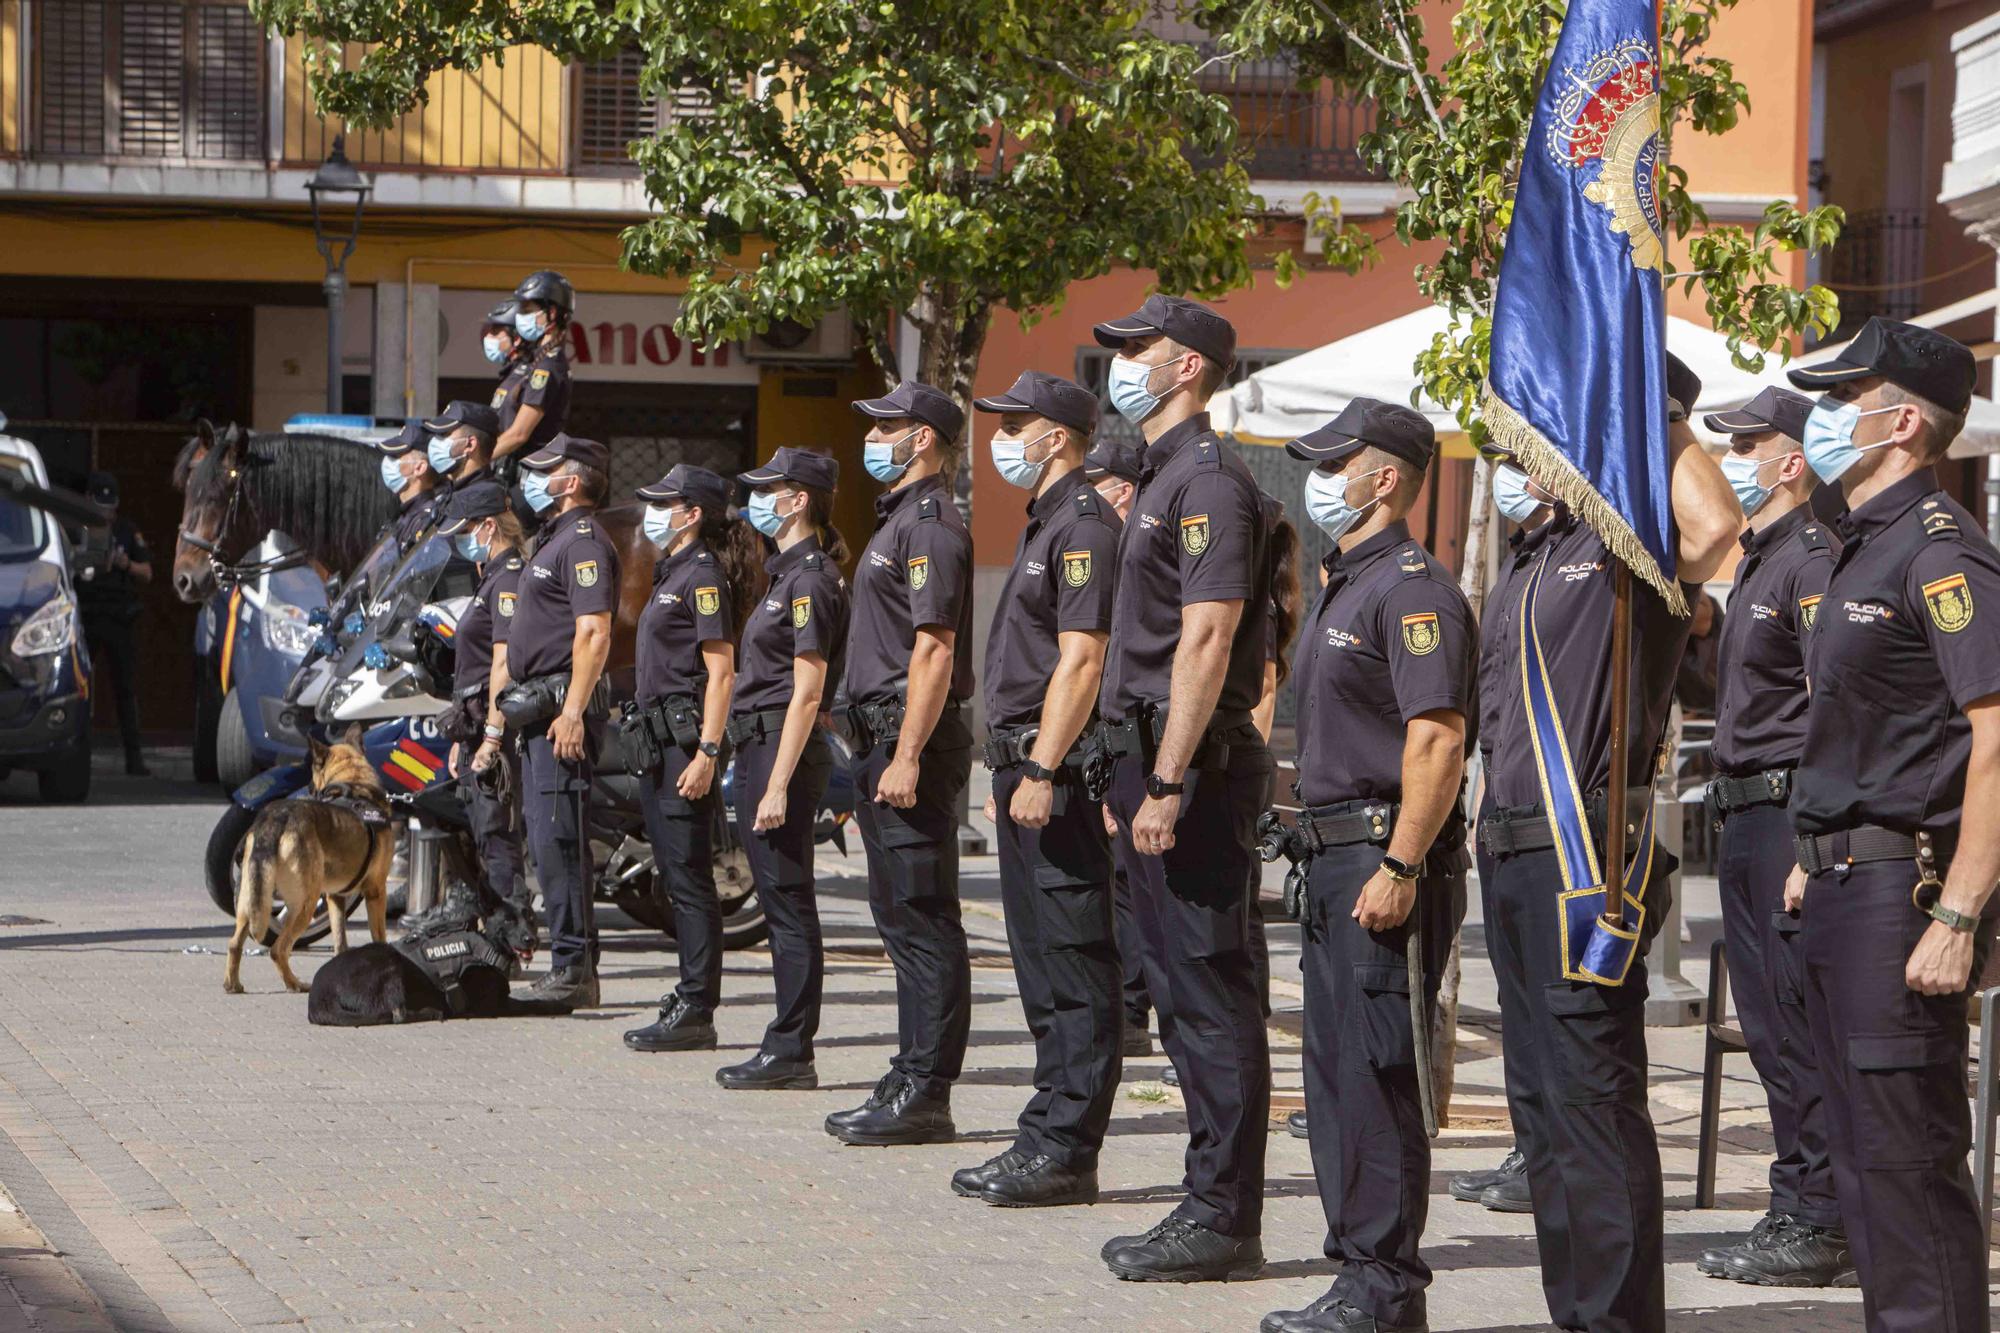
[0,431,92,801]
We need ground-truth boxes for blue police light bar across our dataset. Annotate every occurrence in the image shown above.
[283,414,400,442]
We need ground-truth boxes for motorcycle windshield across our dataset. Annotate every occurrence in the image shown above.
[320,533,463,687]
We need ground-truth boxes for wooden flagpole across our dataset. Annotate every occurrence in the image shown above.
[1600,563,1633,930]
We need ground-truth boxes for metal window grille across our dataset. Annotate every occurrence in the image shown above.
[1826,208,1927,331]
[575,46,712,173]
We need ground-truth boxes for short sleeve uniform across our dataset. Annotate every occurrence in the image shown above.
[453,553,523,697]
[1711,505,1837,776]
[983,468,1120,730]
[515,348,572,450]
[731,536,851,715]
[842,473,975,706]
[506,507,619,680]
[636,541,735,704]
[491,358,531,423]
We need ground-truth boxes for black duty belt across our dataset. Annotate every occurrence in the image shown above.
[1479,788,1651,859]
[1709,767,1792,815]
[983,723,1088,773]
[1297,798,1399,851]
[726,707,792,746]
[1794,825,1949,876]
[845,697,960,753]
[1092,706,1258,771]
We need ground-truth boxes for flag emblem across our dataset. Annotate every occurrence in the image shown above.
[1797,593,1820,632]
[1551,37,1663,272]
[490,387,507,408]
[530,368,550,390]
[574,560,598,588]
[1180,515,1210,556]
[695,586,720,616]
[1400,612,1441,656]
[498,592,516,618]
[1062,550,1092,588]
[907,556,929,591]
[1924,573,1974,633]
[792,595,811,628]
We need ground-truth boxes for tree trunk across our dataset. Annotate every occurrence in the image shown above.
[1428,454,1496,1128]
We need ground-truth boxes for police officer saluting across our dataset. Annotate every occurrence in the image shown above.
[1261,400,1475,1333]
[1783,319,1999,1330]
[623,464,748,1054]
[1695,385,1850,1286]
[825,380,977,1146]
[1090,294,1274,1283]
[378,421,443,550]
[952,371,1122,1206]
[716,448,852,1091]
[500,434,619,1007]
[493,271,574,466]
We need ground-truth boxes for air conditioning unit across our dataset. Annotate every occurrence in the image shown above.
[743,311,855,366]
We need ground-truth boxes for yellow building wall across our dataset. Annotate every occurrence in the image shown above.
[0,0,16,156]
[754,363,887,575]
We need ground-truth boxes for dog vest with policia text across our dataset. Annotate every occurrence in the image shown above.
[1518,550,1660,986]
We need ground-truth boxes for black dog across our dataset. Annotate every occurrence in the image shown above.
[307,928,575,1025]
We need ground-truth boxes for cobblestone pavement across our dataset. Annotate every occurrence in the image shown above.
[0,755,1942,1329]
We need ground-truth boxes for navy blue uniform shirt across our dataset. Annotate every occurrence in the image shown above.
[507,507,619,679]
[453,552,523,696]
[843,472,975,706]
[636,540,735,704]
[983,467,1121,730]
[1711,504,1837,776]
[732,535,851,715]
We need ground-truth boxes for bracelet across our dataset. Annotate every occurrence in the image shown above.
[482,724,505,740]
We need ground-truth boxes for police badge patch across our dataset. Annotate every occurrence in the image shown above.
[498,592,516,618]
[1181,515,1210,556]
[792,595,812,628]
[490,387,507,408]
[574,560,598,588]
[1062,550,1092,588]
[907,556,929,591]
[1797,593,1821,632]
[695,586,721,617]
[530,368,550,391]
[1400,612,1441,656]
[1923,573,1974,633]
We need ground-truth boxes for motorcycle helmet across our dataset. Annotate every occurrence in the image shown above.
[512,270,575,318]
[482,297,519,332]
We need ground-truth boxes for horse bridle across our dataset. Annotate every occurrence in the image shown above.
[178,458,296,588]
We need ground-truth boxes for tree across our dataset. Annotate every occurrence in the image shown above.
[254,0,1264,427]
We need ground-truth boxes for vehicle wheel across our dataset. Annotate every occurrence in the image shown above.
[36,738,91,803]
[193,664,222,785]
[216,688,256,791]
[203,801,333,947]
[611,883,670,932]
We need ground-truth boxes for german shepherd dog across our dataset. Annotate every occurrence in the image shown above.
[224,724,396,994]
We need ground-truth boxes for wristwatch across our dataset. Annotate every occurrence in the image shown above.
[1019,758,1057,783]
[1381,854,1421,883]
[699,741,721,759]
[1919,896,1978,933]
[482,723,505,740]
[1146,773,1185,800]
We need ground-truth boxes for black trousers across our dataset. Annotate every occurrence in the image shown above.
[1107,740,1273,1238]
[1484,844,1663,1333]
[1716,801,1837,1227]
[1802,858,1995,1332]
[993,765,1121,1167]
[85,618,142,757]
[464,746,527,914]
[732,726,834,1062]
[639,742,723,1011]
[1302,842,1462,1327]
[852,713,973,1099]
[522,729,596,972]
[1113,863,1151,1031]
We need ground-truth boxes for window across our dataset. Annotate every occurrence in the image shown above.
[574,47,711,173]
[34,0,265,161]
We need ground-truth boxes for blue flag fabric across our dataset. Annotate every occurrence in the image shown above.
[1483,0,1682,616]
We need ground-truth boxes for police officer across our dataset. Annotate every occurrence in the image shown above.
[75,471,153,776]
[502,434,619,1007]
[622,464,747,1054]
[1084,441,1143,520]
[1783,319,1998,1330]
[494,271,574,465]
[714,448,852,1091]
[423,401,503,488]
[823,379,977,1146]
[1090,294,1273,1282]
[1260,399,1476,1333]
[1474,353,1738,1330]
[483,297,524,408]
[427,482,532,939]
[378,421,443,550]
[952,371,1122,1206]
[1695,385,1850,1285]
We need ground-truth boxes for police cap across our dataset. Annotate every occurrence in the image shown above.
[379,420,428,455]
[1092,294,1237,371]
[1285,397,1435,473]
[1667,352,1702,418]
[1786,316,1977,415]
[423,400,501,441]
[636,463,733,516]
[435,480,511,534]
[738,446,839,494]
[520,433,609,474]
[1703,386,1814,444]
[971,370,1099,435]
[851,380,964,442]
[1082,440,1144,484]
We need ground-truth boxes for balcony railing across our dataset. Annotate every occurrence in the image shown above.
[1204,58,1383,183]
[1826,208,1927,330]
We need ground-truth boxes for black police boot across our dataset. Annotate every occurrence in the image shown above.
[1287,1109,1310,1139]
[951,1148,1029,1198]
[829,1077,956,1147]
[1697,1210,1791,1277]
[1476,1170,1532,1213]
[716,1052,818,1091]
[1721,1222,1857,1287]
[528,965,598,1008]
[1261,1291,1427,1333]
[1122,1024,1154,1058]
[980,1154,1098,1208]
[400,882,481,939]
[1102,1209,1263,1282]
[623,998,717,1052]
[1446,1147,1525,1203]
[825,1072,904,1135]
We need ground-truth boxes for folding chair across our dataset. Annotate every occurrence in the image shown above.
[1695,937,1748,1208]
[1974,987,1997,1279]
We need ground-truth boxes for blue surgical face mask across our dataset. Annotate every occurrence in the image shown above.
[864,428,921,484]
[1303,465,1384,542]
[427,435,462,475]
[515,311,545,343]
[990,427,1059,490]
[482,335,508,365]
[454,530,490,564]
[379,454,407,493]
[642,504,688,546]
[1108,354,1180,425]
[519,470,556,514]
[1719,451,1790,517]
[1492,463,1544,524]
[746,491,788,538]
[1802,399,1901,483]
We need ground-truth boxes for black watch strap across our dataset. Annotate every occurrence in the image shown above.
[1381,854,1420,882]
[699,741,721,758]
[1020,758,1057,782]
[1147,772,1185,799]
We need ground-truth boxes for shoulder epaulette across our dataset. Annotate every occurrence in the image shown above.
[917,495,940,521]
[1189,436,1223,469]
[694,549,715,564]
[1919,497,1960,541]
[1396,544,1431,579]
[1796,523,1832,555]
[504,555,524,571]
[802,552,824,571]
[575,520,592,536]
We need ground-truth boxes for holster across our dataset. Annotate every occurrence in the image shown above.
[1082,702,1257,799]
[496,673,608,731]
[617,700,665,775]
[649,694,703,750]
[438,685,488,745]
[843,697,907,755]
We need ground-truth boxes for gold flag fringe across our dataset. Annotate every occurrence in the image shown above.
[1480,380,1690,619]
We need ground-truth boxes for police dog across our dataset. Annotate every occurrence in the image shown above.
[224,724,395,994]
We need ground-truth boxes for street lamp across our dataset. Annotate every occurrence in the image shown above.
[305,134,372,414]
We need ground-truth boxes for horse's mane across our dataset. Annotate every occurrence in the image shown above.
[184,429,399,575]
